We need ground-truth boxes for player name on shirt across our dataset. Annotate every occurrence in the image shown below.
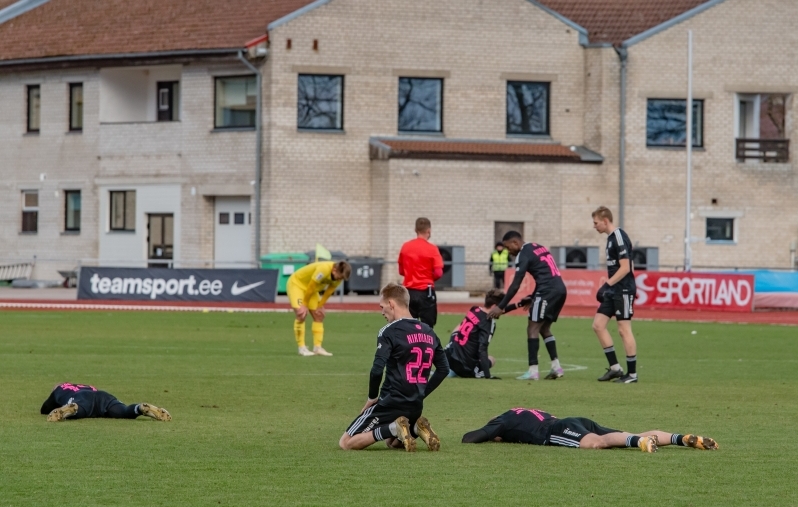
[407,333,435,345]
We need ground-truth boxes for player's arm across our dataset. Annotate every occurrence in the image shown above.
[368,335,392,401]
[607,237,631,287]
[496,250,531,310]
[503,295,532,313]
[423,336,450,398]
[318,280,341,307]
[432,249,444,281]
[302,264,329,301]
[462,418,505,443]
[476,323,493,379]
[397,249,405,276]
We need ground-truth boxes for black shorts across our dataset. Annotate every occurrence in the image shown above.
[547,417,619,448]
[597,290,635,321]
[529,288,567,323]
[445,351,485,379]
[70,391,126,419]
[345,403,422,438]
[408,287,437,328]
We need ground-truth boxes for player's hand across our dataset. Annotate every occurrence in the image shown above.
[596,283,611,302]
[296,305,309,320]
[602,285,616,302]
[519,296,533,311]
[311,307,326,320]
[361,398,378,413]
[487,306,503,320]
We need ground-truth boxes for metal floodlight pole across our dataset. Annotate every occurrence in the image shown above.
[684,31,694,272]
[237,50,263,265]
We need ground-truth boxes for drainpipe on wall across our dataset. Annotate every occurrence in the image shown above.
[614,46,628,229]
[237,50,264,264]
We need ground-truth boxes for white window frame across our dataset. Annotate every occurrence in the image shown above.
[699,209,742,245]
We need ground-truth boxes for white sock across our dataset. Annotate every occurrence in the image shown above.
[629,372,638,378]
[135,404,141,415]
[413,423,419,434]
[388,421,398,437]
[610,363,622,371]
[551,358,561,370]
[529,364,539,375]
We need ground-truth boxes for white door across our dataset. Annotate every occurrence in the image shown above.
[214,196,252,268]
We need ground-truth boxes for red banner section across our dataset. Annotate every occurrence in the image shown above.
[504,270,755,312]
[634,272,754,312]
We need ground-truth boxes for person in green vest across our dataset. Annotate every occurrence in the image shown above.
[489,242,509,289]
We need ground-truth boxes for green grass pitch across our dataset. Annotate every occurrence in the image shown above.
[1,310,797,506]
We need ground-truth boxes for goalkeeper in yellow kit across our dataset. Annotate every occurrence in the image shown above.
[287,260,351,356]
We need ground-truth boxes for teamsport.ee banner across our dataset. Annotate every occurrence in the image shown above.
[77,267,278,302]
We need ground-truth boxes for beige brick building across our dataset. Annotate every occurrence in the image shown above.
[1,0,796,288]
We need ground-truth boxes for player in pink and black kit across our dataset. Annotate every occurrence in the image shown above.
[462,407,719,452]
[339,283,449,452]
[41,382,171,422]
[488,231,567,381]
[445,289,531,379]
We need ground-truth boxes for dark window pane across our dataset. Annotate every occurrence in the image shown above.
[297,74,343,130]
[215,76,256,128]
[646,99,703,147]
[22,211,38,232]
[124,190,136,230]
[398,78,442,132]
[24,192,38,207]
[234,212,245,224]
[219,212,230,225]
[506,82,549,135]
[110,191,135,231]
[65,190,81,231]
[706,218,734,241]
[27,85,40,132]
[70,84,83,131]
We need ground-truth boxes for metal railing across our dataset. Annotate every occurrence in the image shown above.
[736,138,789,163]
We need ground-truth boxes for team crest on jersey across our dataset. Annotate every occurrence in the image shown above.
[314,273,324,282]
[415,324,422,330]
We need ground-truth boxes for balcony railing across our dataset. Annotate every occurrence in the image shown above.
[736,138,789,163]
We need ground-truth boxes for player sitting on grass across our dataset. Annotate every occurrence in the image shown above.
[41,383,171,422]
[339,283,449,452]
[462,407,718,452]
[446,289,531,379]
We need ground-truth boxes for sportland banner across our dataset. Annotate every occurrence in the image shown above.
[504,270,755,312]
[77,267,279,302]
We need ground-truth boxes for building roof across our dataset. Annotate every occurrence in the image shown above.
[536,0,712,46]
[0,0,315,62]
[370,137,602,163]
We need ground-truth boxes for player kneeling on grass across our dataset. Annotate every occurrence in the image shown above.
[339,283,449,452]
[287,260,352,357]
[446,289,531,379]
[41,382,171,422]
[462,408,718,452]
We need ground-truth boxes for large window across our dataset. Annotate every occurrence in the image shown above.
[297,74,343,130]
[646,99,704,147]
[65,190,81,231]
[69,83,83,131]
[214,76,256,128]
[398,77,443,133]
[110,190,136,231]
[22,190,38,233]
[27,85,40,133]
[506,81,549,135]
[706,218,734,242]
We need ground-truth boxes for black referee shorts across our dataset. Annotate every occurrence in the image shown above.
[547,417,619,448]
[407,287,437,328]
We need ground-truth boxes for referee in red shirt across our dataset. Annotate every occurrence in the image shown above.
[397,217,444,328]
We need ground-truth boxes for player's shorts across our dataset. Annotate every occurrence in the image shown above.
[70,390,126,419]
[286,280,320,310]
[345,403,422,438]
[529,287,567,323]
[546,417,620,448]
[444,350,485,379]
[597,290,635,321]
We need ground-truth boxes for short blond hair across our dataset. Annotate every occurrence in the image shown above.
[591,206,613,223]
[380,282,410,308]
[415,217,431,234]
[335,261,352,280]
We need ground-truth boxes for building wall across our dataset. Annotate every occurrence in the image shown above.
[265,0,588,260]
[623,0,798,269]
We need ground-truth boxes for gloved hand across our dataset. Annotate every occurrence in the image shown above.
[602,285,616,302]
[596,283,609,302]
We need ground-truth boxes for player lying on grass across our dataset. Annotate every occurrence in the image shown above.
[446,289,531,379]
[287,260,352,356]
[462,407,718,452]
[41,382,171,422]
[339,283,449,452]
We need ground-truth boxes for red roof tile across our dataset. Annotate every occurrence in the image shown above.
[0,0,20,9]
[537,0,709,45]
[0,0,316,62]
[370,138,584,163]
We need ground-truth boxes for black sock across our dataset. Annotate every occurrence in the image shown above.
[626,435,640,448]
[543,336,558,361]
[603,346,619,368]
[626,355,637,375]
[528,338,540,366]
[671,434,687,446]
[372,424,393,441]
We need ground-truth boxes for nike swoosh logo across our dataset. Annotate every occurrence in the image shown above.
[230,280,266,296]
